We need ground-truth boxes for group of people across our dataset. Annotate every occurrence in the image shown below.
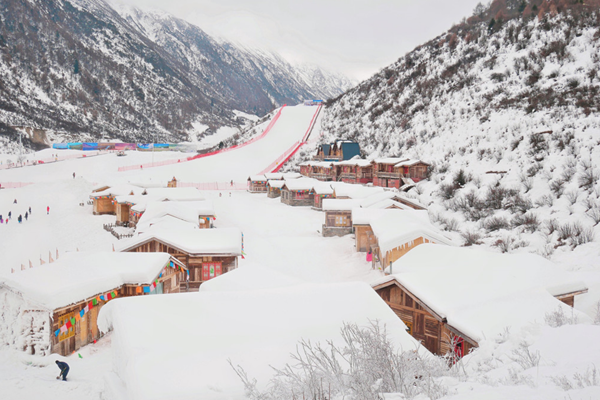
[0,201,50,224]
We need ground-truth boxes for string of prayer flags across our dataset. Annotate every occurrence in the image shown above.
[54,329,60,337]
[75,314,81,322]
[80,309,85,318]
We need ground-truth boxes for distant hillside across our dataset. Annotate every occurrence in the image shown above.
[312,0,600,258]
[0,0,353,150]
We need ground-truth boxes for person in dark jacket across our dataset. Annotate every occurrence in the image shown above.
[55,360,69,381]
[18,215,22,223]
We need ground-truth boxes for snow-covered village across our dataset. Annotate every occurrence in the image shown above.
[1,0,600,399]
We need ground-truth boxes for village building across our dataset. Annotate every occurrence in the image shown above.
[263,173,284,181]
[98,280,427,400]
[369,210,453,269]
[299,161,312,178]
[308,161,337,181]
[372,158,431,189]
[314,141,361,162]
[118,227,243,292]
[372,244,589,357]
[321,199,362,237]
[394,159,431,183]
[280,178,317,206]
[359,191,427,210]
[332,182,384,200]
[311,182,334,210]
[266,180,285,198]
[336,159,374,184]
[134,201,216,232]
[0,252,186,356]
[247,175,268,193]
[89,184,144,215]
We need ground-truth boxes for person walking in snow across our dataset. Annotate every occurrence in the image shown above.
[47,206,50,214]
[13,199,17,204]
[28,206,31,214]
[0,215,3,223]
[18,215,22,223]
[24,211,28,221]
[73,172,76,179]
[8,211,11,219]
[55,360,69,381]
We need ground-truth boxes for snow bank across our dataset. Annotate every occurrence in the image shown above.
[97,282,426,400]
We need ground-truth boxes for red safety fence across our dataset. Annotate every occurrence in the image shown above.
[177,182,249,191]
[0,151,107,170]
[301,105,322,142]
[118,105,287,172]
[0,182,34,189]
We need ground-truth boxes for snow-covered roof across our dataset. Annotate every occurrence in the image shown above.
[90,184,143,198]
[118,227,242,256]
[266,180,286,189]
[322,198,363,211]
[135,201,214,227]
[336,159,372,167]
[135,215,199,235]
[142,187,204,201]
[394,159,430,167]
[373,157,408,165]
[98,281,428,399]
[282,178,318,191]
[374,244,590,344]
[0,252,172,310]
[352,207,392,225]
[359,191,396,208]
[128,179,167,189]
[199,263,306,292]
[248,175,267,182]
[332,183,383,199]
[368,199,413,210]
[263,173,284,180]
[370,211,454,254]
[281,172,302,180]
[312,182,334,195]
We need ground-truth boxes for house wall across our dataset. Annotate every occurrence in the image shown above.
[281,190,314,206]
[354,225,374,252]
[375,284,475,357]
[116,204,131,224]
[249,182,268,192]
[93,197,115,215]
[267,187,281,198]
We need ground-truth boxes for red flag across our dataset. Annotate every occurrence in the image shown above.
[66,320,72,329]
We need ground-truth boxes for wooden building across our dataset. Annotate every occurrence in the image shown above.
[321,199,362,237]
[372,244,589,358]
[311,183,334,210]
[119,228,242,292]
[0,252,185,356]
[336,159,373,184]
[394,159,430,183]
[372,158,431,188]
[267,180,285,198]
[90,185,141,215]
[309,161,336,181]
[280,179,317,207]
[248,175,268,193]
[134,201,215,231]
[314,141,361,162]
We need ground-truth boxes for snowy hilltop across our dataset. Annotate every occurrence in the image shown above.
[0,0,353,150]
[315,0,600,261]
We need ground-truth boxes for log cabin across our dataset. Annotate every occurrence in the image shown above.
[247,175,268,193]
[0,252,186,356]
[118,228,242,292]
[321,199,362,237]
[314,141,361,162]
[134,201,215,231]
[299,161,313,178]
[266,180,285,198]
[311,183,334,210]
[280,179,317,206]
[371,157,410,189]
[310,161,336,181]
[372,244,589,358]
[394,159,431,183]
[369,210,453,269]
[89,185,143,215]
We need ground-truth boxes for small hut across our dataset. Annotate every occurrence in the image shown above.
[280,179,317,206]
[0,252,186,356]
[321,199,362,237]
[119,227,243,292]
[266,180,285,198]
[167,177,178,188]
[311,182,334,210]
[89,185,141,215]
[394,159,430,183]
[372,244,589,357]
[247,175,268,193]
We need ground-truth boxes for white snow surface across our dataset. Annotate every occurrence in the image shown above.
[0,252,171,310]
[97,281,425,400]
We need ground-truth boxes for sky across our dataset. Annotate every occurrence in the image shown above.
[115,0,484,81]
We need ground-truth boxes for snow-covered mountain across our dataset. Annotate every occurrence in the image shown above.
[0,0,353,150]
[316,0,600,258]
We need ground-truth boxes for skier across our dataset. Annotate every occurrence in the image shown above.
[25,211,28,221]
[18,215,22,223]
[8,211,12,219]
[55,360,70,381]
[13,199,17,204]
[28,206,31,214]
[73,172,76,179]
[47,206,50,214]
[230,180,233,187]
[0,215,3,223]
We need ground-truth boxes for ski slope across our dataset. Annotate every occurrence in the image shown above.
[0,104,319,186]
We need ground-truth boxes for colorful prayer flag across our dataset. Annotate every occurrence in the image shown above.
[80,310,85,318]
[100,295,105,301]
[89,301,94,309]
[54,329,60,337]
[143,286,150,293]
[84,305,89,314]
[111,291,117,298]
[136,286,142,294]
[60,325,67,333]
[70,317,76,325]
[66,320,72,329]
[92,298,98,306]
[75,314,80,322]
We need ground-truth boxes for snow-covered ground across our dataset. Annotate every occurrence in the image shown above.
[1,104,599,399]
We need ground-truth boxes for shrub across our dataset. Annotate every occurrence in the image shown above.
[520,174,533,192]
[493,236,528,253]
[545,306,577,328]
[482,216,510,232]
[453,169,471,188]
[439,182,458,200]
[549,178,565,198]
[579,161,598,190]
[587,208,600,225]
[565,190,579,205]
[535,194,554,207]
[509,341,541,370]
[461,230,483,246]
[512,212,540,232]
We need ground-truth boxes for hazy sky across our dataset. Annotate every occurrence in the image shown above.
[113,0,483,81]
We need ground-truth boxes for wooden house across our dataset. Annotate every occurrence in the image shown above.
[248,175,268,193]
[134,201,216,231]
[264,173,284,181]
[267,180,285,198]
[90,185,142,215]
[321,199,362,237]
[310,161,337,181]
[119,228,243,292]
[311,183,334,209]
[372,244,589,357]
[299,161,312,178]
[0,252,186,356]
[167,176,178,188]
[371,157,409,189]
[336,159,373,184]
[369,210,453,269]
[280,179,317,207]
[394,159,430,183]
[332,182,383,200]
[314,141,361,162]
